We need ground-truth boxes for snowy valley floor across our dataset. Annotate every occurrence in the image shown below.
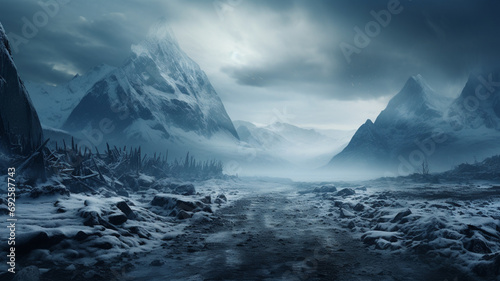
[1,178,500,281]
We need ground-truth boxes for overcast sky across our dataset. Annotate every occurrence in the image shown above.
[1,0,499,130]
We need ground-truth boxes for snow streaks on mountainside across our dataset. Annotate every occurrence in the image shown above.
[26,64,116,129]
[328,72,500,175]
[62,22,238,147]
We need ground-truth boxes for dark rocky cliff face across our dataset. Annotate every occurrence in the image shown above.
[0,23,43,154]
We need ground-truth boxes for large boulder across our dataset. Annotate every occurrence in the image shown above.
[336,188,356,197]
[391,209,412,223]
[116,201,136,219]
[150,194,208,219]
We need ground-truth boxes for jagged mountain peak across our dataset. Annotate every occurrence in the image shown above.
[63,23,239,144]
[407,74,427,87]
[147,18,178,43]
[89,63,115,73]
[0,23,13,60]
[131,19,181,59]
[376,75,451,123]
[447,70,500,129]
[364,119,374,126]
[0,23,9,52]
[388,75,435,107]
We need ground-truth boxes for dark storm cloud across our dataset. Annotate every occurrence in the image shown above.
[0,0,178,82]
[0,0,499,99]
[219,0,500,98]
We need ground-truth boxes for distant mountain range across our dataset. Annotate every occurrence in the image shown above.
[328,73,500,176]
[234,120,354,168]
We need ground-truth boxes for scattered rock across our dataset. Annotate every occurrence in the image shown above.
[473,254,500,277]
[333,201,344,208]
[336,188,356,197]
[173,184,196,196]
[353,203,365,212]
[464,238,492,254]
[116,201,136,219]
[129,226,151,239]
[121,174,138,191]
[108,213,128,225]
[214,194,227,204]
[12,265,40,281]
[0,205,9,215]
[73,231,89,241]
[93,241,113,250]
[445,201,462,207]
[138,174,155,188]
[83,270,98,279]
[116,189,130,197]
[340,208,355,218]
[156,182,196,195]
[177,210,192,220]
[151,194,204,212]
[17,231,66,255]
[80,209,118,230]
[391,209,412,223]
[81,210,101,227]
[29,184,70,198]
[200,195,211,204]
[362,232,399,246]
[150,259,164,266]
[313,185,337,193]
[202,206,213,213]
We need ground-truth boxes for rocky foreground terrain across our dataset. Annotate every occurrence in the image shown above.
[1,177,499,281]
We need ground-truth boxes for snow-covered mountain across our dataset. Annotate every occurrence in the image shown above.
[447,72,500,130]
[328,73,500,176]
[234,120,354,168]
[0,23,43,153]
[62,22,238,149]
[26,64,116,129]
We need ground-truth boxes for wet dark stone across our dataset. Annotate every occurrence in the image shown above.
[108,213,128,225]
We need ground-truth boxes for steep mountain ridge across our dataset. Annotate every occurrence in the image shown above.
[328,73,500,175]
[447,72,500,130]
[27,64,116,128]
[0,23,43,152]
[376,74,451,124]
[62,22,238,147]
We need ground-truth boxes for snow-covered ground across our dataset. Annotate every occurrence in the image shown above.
[310,180,500,279]
[1,178,499,280]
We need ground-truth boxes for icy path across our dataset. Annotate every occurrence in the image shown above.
[124,182,452,281]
